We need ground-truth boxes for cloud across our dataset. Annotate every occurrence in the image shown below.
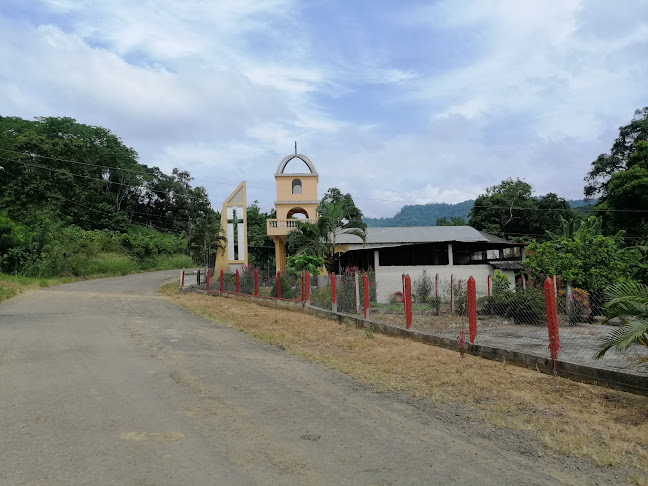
[0,0,647,219]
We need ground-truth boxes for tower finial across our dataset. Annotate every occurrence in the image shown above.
[295,141,297,155]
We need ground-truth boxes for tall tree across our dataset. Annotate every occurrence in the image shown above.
[585,108,648,239]
[469,179,574,239]
[585,107,648,199]
[246,201,275,268]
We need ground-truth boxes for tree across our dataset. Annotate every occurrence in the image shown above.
[246,201,275,268]
[285,188,367,271]
[320,187,365,224]
[0,116,151,231]
[526,217,635,295]
[585,108,648,239]
[585,107,648,199]
[186,215,226,267]
[595,281,648,360]
[594,141,648,238]
[469,178,576,239]
[286,254,324,277]
[436,216,467,226]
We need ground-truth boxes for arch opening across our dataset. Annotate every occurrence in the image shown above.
[292,178,302,194]
[283,157,312,174]
[287,207,309,219]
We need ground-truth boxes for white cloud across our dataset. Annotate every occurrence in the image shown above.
[1,0,647,218]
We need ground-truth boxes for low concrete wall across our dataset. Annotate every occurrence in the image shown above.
[374,264,494,303]
[198,290,648,397]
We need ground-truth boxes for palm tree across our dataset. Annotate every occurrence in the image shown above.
[187,216,227,267]
[595,281,648,360]
[285,198,367,272]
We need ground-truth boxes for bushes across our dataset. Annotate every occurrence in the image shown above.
[312,286,331,309]
[414,270,433,302]
[0,212,192,278]
[270,275,295,299]
[480,288,546,325]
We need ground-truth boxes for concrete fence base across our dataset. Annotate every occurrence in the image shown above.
[188,288,648,397]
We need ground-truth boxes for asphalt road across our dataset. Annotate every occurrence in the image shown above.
[0,271,616,485]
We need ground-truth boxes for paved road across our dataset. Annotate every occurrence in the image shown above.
[0,271,614,485]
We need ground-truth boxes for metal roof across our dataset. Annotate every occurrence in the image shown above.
[337,226,520,246]
[490,260,527,271]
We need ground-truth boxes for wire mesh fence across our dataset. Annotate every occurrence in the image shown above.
[307,269,648,378]
[196,265,647,379]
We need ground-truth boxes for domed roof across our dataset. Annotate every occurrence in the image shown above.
[275,154,318,177]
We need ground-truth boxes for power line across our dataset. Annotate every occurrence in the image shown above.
[0,165,223,239]
[3,147,648,213]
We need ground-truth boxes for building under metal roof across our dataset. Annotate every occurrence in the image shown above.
[336,226,523,249]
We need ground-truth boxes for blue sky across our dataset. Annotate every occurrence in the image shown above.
[1,0,647,217]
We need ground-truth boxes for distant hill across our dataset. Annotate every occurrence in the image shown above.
[364,199,597,227]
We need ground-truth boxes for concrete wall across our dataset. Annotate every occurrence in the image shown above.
[374,264,494,303]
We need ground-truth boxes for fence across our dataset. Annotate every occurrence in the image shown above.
[182,266,648,382]
[307,269,648,378]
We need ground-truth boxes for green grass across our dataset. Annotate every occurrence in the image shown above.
[0,273,79,303]
[370,302,434,312]
[142,254,194,271]
[0,252,194,303]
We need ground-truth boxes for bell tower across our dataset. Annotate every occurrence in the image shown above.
[266,153,319,273]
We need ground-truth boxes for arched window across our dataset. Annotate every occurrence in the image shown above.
[292,178,302,195]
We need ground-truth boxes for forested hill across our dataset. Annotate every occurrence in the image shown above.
[364,199,594,227]
[364,201,475,227]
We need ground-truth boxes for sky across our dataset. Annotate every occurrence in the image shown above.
[1,0,647,218]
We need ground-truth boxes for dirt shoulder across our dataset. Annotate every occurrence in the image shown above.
[162,286,648,485]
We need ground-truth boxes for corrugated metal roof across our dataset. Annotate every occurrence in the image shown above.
[337,226,519,246]
[490,260,527,270]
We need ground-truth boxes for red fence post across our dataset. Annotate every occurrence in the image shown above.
[487,274,491,297]
[205,269,210,291]
[180,268,185,288]
[254,269,259,297]
[544,277,561,364]
[219,270,224,292]
[276,271,281,299]
[331,272,337,312]
[305,271,310,303]
[404,275,413,329]
[235,269,240,294]
[467,276,477,343]
[363,273,369,319]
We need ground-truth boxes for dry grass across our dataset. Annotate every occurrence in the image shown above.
[161,285,648,481]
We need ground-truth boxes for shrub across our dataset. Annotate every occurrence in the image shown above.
[286,255,324,277]
[312,285,332,309]
[239,265,258,295]
[492,271,511,294]
[270,275,294,299]
[509,289,546,325]
[427,295,441,315]
[481,288,545,325]
[453,279,468,315]
[414,270,433,303]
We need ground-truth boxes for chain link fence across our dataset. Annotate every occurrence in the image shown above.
[197,266,647,378]
[307,269,648,377]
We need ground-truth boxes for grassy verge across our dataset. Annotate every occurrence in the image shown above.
[0,274,78,303]
[0,254,193,304]
[161,285,648,485]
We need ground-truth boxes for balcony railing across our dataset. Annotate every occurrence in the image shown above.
[266,218,316,236]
